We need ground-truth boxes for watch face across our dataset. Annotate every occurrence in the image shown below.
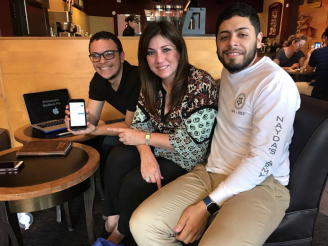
[208,203,219,215]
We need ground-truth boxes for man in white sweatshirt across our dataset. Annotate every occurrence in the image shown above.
[130,3,300,246]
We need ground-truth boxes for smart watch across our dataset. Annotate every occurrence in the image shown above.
[145,132,151,145]
[203,196,220,215]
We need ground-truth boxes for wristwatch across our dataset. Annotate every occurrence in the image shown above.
[203,196,220,215]
[145,132,151,145]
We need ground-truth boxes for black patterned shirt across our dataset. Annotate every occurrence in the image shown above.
[131,67,218,172]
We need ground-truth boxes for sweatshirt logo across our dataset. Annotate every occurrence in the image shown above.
[235,93,246,109]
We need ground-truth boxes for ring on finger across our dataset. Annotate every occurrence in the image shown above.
[145,177,150,183]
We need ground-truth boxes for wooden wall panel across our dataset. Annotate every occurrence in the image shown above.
[0,66,10,143]
[0,36,222,147]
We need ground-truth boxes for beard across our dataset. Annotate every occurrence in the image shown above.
[217,42,257,73]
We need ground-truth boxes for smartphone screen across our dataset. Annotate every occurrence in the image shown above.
[0,161,24,171]
[69,99,87,130]
[315,42,321,49]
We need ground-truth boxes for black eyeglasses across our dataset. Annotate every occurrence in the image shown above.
[89,50,119,62]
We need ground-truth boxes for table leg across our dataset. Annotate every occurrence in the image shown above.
[56,205,62,223]
[0,202,24,246]
[63,202,73,231]
[84,175,95,245]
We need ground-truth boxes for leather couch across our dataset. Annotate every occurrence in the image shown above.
[0,128,11,151]
[184,95,328,246]
[264,95,328,245]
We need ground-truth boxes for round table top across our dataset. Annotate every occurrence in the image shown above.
[14,124,96,145]
[0,143,99,201]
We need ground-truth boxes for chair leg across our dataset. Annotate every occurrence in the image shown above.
[64,202,73,231]
[0,202,24,246]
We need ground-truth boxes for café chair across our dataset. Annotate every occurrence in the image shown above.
[0,128,11,151]
[184,95,328,246]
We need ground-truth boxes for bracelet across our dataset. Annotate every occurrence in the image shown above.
[145,132,151,145]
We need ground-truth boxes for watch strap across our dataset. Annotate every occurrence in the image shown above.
[203,196,220,215]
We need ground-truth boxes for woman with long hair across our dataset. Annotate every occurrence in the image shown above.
[274,34,307,70]
[93,21,218,246]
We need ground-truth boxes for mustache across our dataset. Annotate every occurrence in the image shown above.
[222,49,244,54]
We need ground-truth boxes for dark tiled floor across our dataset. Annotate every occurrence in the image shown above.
[0,182,327,246]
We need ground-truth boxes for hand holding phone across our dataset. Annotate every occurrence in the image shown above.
[68,99,87,131]
[315,42,321,49]
[0,161,24,172]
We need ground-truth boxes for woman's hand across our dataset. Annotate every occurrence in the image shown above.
[307,48,315,57]
[290,63,299,70]
[109,128,146,146]
[140,150,164,189]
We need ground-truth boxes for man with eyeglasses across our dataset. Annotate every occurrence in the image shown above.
[65,31,140,191]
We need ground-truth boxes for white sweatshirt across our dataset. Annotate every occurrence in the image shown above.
[206,56,300,206]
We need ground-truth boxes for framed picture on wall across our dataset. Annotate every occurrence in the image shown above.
[267,2,282,38]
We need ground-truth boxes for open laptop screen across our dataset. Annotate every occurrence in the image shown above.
[23,89,69,125]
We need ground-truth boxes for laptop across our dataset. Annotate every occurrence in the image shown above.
[23,89,69,133]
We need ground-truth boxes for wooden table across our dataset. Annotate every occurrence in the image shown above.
[0,143,99,246]
[14,124,95,145]
[14,123,105,200]
[286,69,315,82]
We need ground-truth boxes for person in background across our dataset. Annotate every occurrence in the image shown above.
[122,15,139,36]
[296,27,328,100]
[322,32,327,48]
[130,3,300,246]
[93,21,218,246]
[65,31,140,194]
[274,34,307,70]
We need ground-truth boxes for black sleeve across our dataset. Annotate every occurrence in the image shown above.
[123,28,134,36]
[89,73,105,101]
[126,70,141,112]
[275,49,283,62]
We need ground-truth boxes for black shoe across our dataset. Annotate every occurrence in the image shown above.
[101,224,111,239]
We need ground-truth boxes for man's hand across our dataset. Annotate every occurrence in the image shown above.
[140,150,163,189]
[108,128,146,146]
[66,122,96,135]
[65,105,94,135]
[175,201,210,244]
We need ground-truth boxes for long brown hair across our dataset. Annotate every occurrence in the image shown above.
[138,21,191,116]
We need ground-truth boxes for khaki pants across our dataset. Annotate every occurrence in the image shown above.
[130,164,290,246]
[296,82,313,96]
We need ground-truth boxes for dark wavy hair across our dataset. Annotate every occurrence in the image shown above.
[138,21,191,116]
[215,2,260,39]
[89,31,123,53]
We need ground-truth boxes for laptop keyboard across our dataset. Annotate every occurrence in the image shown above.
[37,119,65,128]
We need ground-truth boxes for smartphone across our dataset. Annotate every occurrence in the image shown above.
[315,42,321,49]
[0,161,24,172]
[68,99,87,131]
